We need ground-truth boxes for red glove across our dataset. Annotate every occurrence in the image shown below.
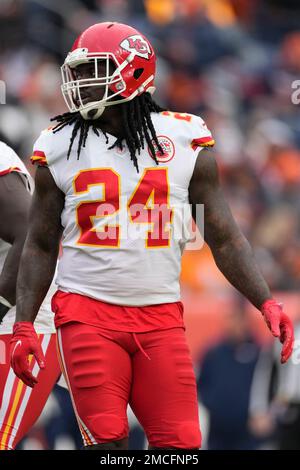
[10,322,45,388]
[261,299,294,364]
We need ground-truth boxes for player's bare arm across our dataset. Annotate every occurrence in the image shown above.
[189,151,270,309]
[0,172,31,321]
[189,151,294,363]
[16,166,64,323]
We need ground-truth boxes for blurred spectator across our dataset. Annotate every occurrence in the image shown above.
[249,323,300,450]
[197,303,262,449]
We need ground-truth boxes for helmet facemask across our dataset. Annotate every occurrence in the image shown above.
[61,47,154,120]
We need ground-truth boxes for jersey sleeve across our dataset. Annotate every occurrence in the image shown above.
[0,141,33,192]
[30,128,53,167]
[30,127,63,191]
[189,115,215,151]
[0,142,21,176]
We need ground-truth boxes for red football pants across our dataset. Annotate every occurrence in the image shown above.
[57,323,201,449]
[0,333,61,450]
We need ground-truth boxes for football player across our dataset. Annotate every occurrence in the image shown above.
[0,142,61,449]
[10,22,294,450]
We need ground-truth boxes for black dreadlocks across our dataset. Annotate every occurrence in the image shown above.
[51,93,165,173]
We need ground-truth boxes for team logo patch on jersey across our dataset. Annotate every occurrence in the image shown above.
[120,35,151,60]
[148,135,175,163]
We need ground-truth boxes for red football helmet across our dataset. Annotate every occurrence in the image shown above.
[61,22,156,119]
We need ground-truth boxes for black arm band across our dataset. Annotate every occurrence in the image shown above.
[0,301,10,324]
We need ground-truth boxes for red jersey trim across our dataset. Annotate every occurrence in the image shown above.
[0,166,22,177]
[191,136,215,151]
[31,150,48,166]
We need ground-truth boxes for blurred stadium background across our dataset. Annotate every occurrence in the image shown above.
[1,0,300,450]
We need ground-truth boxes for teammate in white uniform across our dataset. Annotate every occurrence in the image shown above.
[0,142,61,450]
[10,23,294,450]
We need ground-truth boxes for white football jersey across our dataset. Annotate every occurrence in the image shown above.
[0,141,56,334]
[32,111,214,306]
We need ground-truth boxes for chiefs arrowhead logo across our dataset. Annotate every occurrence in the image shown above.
[148,136,175,163]
[120,35,151,60]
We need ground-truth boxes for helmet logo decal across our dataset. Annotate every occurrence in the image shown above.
[120,35,151,59]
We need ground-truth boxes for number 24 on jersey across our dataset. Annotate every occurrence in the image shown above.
[73,167,173,249]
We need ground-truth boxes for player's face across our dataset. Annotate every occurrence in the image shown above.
[72,60,115,106]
